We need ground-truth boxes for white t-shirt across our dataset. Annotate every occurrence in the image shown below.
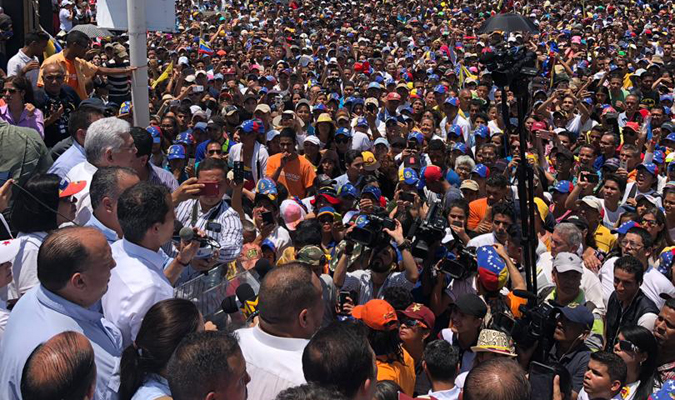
[600,199,624,229]
[59,8,73,31]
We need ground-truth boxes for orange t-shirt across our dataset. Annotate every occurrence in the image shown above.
[376,348,416,396]
[64,58,79,94]
[266,153,316,198]
[467,197,489,231]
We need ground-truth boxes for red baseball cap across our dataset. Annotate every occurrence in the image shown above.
[386,92,402,101]
[58,179,86,198]
[398,303,435,329]
[624,122,640,132]
[423,165,443,183]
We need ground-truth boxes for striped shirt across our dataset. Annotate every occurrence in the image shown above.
[174,198,243,264]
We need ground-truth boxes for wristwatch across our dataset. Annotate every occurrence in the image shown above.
[397,240,412,252]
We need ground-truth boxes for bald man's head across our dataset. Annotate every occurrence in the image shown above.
[463,358,530,400]
[21,331,96,400]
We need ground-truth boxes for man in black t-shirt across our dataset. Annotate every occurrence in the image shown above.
[33,63,81,148]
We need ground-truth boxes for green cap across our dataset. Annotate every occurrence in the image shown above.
[296,245,325,266]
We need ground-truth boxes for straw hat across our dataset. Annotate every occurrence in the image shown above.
[470,329,517,357]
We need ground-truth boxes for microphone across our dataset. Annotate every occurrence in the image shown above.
[236,283,258,319]
[253,259,272,281]
[221,296,240,314]
[179,226,197,241]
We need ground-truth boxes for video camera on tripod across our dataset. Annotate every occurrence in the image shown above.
[480,45,538,89]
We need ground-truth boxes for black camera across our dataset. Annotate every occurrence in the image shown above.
[438,245,478,280]
[347,209,396,248]
[408,200,447,259]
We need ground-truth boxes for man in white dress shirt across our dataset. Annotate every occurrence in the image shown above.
[102,182,199,348]
[237,262,324,400]
[65,117,137,225]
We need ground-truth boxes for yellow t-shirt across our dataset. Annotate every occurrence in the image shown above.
[376,348,416,396]
[594,224,617,254]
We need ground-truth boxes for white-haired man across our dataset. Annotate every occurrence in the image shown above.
[65,117,137,224]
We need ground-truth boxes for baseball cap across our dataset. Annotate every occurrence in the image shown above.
[551,180,574,194]
[304,135,321,147]
[624,121,640,132]
[174,132,195,145]
[374,137,390,148]
[434,85,447,94]
[239,119,264,134]
[612,220,641,235]
[454,293,488,318]
[362,151,380,171]
[603,158,620,171]
[266,130,280,142]
[472,164,490,178]
[254,104,271,114]
[423,165,443,183]
[261,239,276,255]
[356,117,369,128]
[558,303,594,330]
[470,329,517,357]
[361,185,382,200]
[312,187,341,206]
[0,239,20,264]
[578,196,604,214]
[556,147,575,162]
[58,179,86,198]
[146,126,162,144]
[167,145,186,160]
[658,248,675,275]
[447,124,463,138]
[317,206,336,219]
[335,128,352,138]
[552,252,583,274]
[193,122,208,131]
[119,101,132,116]
[444,97,460,107]
[280,199,306,231]
[399,168,419,185]
[256,178,278,199]
[460,180,479,191]
[223,105,239,116]
[386,92,402,101]
[637,162,658,176]
[398,303,435,329]
[296,245,325,267]
[338,183,358,198]
[476,245,509,292]
[408,131,424,144]
[452,143,468,154]
[473,124,490,138]
[352,299,399,331]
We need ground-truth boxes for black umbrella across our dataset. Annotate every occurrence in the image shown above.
[477,13,538,34]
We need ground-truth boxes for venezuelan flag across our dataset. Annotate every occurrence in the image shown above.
[198,39,214,56]
[43,33,63,59]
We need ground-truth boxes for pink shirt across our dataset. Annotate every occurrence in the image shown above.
[0,104,44,138]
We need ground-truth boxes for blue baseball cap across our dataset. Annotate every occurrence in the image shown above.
[434,84,447,94]
[452,143,468,154]
[408,131,424,144]
[637,162,658,176]
[444,97,460,107]
[666,133,675,142]
[661,94,674,103]
[551,180,575,193]
[400,167,419,185]
[174,132,195,145]
[239,119,264,134]
[447,124,463,137]
[658,248,675,275]
[356,117,369,128]
[317,206,336,218]
[313,103,327,112]
[338,183,358,198]
[261,239,276,253]
[374,137,390,148]
[361,185,382,200]
[193,122,208,131]
[146,126,161,144]
[472,164,490,178]
[611,220,641,235]
[474,124,490,138]
[167,145,186,160]
[654,150,665,165]
[558,303,594,330]
[367,82,382,90]
[256,178,278,201]
[335,128,352,138]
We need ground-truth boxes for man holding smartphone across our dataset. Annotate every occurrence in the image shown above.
[173,158,244,276]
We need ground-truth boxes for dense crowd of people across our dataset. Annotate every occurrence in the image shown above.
[1,0,675,399]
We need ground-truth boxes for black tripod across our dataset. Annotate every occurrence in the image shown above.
[498,73,538,295]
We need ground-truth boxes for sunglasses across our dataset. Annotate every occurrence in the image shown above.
[401,318,426,329]
[615,338,639,353]
[319,217,334,225]
[207,149,223,155]
[3,88,17,94]
[335,138,350,144]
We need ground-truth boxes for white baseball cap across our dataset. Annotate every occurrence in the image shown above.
[553,252,583,274]
[0,239,20,265]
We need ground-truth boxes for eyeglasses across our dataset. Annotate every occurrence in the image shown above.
[615,338,639,353]
[642,218,659,227]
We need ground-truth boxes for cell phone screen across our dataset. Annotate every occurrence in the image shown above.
[528,362,555,400]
